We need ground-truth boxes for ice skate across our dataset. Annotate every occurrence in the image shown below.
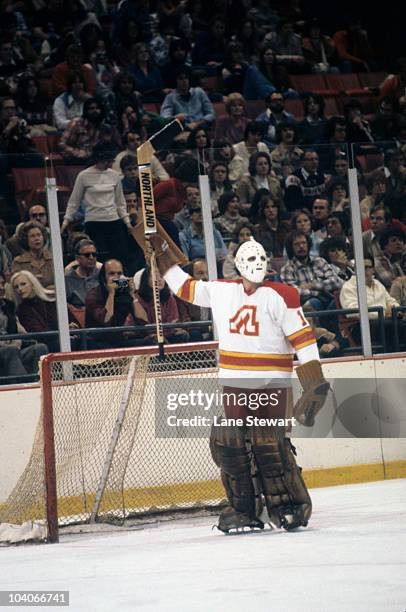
[216,506,264,535]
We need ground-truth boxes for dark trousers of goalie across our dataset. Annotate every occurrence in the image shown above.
[210,385,312,534]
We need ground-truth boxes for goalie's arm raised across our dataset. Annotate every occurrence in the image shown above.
[164,265,212,308]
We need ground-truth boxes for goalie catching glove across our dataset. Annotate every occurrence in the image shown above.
[294,360,329,427]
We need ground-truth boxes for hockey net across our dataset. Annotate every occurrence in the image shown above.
[0,342,224,544]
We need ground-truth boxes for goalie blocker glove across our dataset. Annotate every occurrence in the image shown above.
[294,360,330,427]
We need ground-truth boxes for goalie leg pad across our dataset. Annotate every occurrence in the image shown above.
[210,425,256,518]
[251,428,312,530]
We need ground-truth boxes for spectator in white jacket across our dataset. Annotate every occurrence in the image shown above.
[53,72,90,131]
[340,258,402,350]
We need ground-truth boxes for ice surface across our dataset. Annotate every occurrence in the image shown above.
[1,479,405,612]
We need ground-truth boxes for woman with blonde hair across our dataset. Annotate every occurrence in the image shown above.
[11,271,77,351]
[214,93,251,145]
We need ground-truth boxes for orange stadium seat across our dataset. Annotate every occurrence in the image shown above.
[288,74,338,95]
[284,99,304,120]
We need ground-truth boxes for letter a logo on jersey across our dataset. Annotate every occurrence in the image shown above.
[229,305,259,336]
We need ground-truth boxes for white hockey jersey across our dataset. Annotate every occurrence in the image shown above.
[165,266,319,380]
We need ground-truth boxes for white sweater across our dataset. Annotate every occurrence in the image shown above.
[340,275,399,319]
[63,166,130,227]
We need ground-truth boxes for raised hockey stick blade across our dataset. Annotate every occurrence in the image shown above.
[137,119,183,358]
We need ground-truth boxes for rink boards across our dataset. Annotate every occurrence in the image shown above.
[0,354,405,508]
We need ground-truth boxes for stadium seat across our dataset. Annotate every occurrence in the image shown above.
[323,96,341,117]
[356,153,384,174]
[284,99,304,120]
[325,74,368,97]
[358,72,388,89]
[55,165,86,189]
[288,74,338,95]
[31,136,49,156]
[245,100,266,119]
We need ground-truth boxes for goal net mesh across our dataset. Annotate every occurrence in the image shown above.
[0,345,224,541]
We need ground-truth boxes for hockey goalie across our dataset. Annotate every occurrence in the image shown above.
[137,232,329,534]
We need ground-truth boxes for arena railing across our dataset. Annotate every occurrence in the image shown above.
[0,307,390,386]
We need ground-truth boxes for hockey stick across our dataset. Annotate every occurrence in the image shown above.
[137,119,183,358]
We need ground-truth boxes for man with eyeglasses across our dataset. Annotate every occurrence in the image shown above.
[285,149,328,211]
[363,205,392,260]
[65,240,101,320]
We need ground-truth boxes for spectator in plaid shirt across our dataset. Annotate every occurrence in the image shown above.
[280,230,342,311]
[59,98,121,163]
[373,228,406,290]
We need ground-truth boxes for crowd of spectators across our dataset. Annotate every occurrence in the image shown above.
[1,0,406,381]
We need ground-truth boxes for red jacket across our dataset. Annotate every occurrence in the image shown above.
[153,178,185,221]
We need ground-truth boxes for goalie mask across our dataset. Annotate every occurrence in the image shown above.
[235,238,267,283]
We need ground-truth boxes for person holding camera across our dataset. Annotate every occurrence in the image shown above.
[85,258,149,348]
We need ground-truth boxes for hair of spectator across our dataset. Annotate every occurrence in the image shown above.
[365,168,386,191]
[378,227,405,249]
[133,42,153,66]
[10,270,55,305]
[123,131,142,146]
[83,97,104,121]
[74,239,97,257]
[344,98,364,116]
[291,209,314,231]
[113,71,136,93]
[285,230,312,260]
[92,141,116,163]
[274,121,299,144]
[16,74,40,100]
[248,151,271,176]
[66,232,91,256]
[258,194,280,222]
[138,267,170,303]
[218,191,239,215]
[244,121,265,140]
[265,90,284,104]
[327,211,350,234]
[231,221,255,243]
[276,19,293,33]
[319,236,348,262]
[168,37,191,57]
[174,64,192,80]
[225,93,246,114]
[18,221,47,251]
[66,71,87,94]
[0,219,9,241]
[120,154,138,172]
[327,177,349,198]
[249,188,272,221]
[325,116,346,139]
[187,126,211,150]
[0,96,15,112]
[173,157,200,183]
[303,93,325,117]
[384,148,403,166]
[371,204,392,223]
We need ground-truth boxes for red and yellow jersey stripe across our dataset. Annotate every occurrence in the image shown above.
[176,277,197,304]
[219,350,294,372]
[287,326,316,351]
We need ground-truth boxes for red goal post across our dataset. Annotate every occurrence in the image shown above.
[0,341,224,544]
